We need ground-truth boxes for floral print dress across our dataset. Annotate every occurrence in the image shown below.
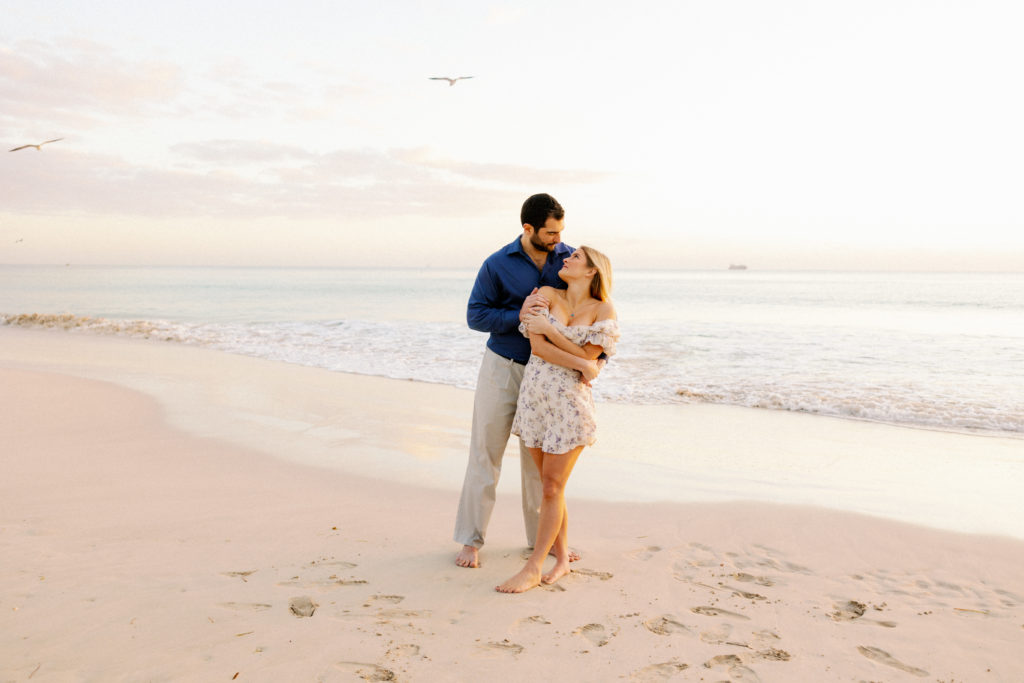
[511,313,621,455]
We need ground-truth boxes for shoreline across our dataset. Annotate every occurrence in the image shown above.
[2,356,1023,680]
[4,314,1023,443]
[2,327,1024,540]
[2,326,1022,540]
[3,277,1022,441]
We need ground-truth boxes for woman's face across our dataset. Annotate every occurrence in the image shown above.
[560,248,593,280]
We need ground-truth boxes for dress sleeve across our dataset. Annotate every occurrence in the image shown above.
[586,319,620,357]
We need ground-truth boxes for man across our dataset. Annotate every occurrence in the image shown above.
[453,193,578,568]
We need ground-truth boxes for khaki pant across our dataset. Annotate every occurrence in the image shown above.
[453,347,542,548]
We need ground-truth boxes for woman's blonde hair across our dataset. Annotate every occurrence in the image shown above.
[579,245,613,301]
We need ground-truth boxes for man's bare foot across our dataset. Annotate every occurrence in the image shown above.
[455,545,479,568]
[495,565,542,593]
[541,559,571,585]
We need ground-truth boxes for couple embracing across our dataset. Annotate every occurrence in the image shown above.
[452,193,619,593]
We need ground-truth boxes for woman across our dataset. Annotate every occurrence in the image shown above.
[496,245,619,593]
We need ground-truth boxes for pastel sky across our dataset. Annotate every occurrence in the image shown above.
[2,0,1022,270]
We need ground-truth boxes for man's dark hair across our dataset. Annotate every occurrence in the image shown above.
[520,193,564,230]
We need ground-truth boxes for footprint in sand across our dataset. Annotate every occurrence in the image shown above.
[643,615,692,637]
[377,608,432,619]
[332,661,396,681]
[522,614,551,624]
[699,622,733,644]
[748,547,811,575]
[574,622,617,647]
[221,570,257,582]
[733,572,775,587]
[363,594,405,607]
[572,567,614,581]
[754,647,791,661]
[829,600,866,621]
[385,643,421,658]
[723,585,768,601]
[218,602,272,611]
[477,640,524,656]
[680,543,720,568]
[691,606,751,621]
[278,576,367,588]
[704,654,760,682]
[629,545,662,561]
[289,596,317,618]
[311,559,358,569]
[857,646,929,677]
[751,629,781,646]
[629,659,689,681]
[514,615,551,629]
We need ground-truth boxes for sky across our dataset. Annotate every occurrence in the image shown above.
[2,0,1022,270]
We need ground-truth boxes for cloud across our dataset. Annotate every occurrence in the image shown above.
[171,139,317,164]
[392,147,612,185]
[0,141,609,220]
[0,38,183,130]
[0,145,528,220]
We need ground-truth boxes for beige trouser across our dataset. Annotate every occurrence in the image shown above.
[453,347,542,548]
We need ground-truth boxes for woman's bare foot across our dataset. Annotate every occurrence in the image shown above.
[455,545,479,568]
[495,565,542,593]
[540,548,580,562]
[541,559,572,585]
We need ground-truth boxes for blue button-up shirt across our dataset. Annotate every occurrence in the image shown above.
[467,236,574,364]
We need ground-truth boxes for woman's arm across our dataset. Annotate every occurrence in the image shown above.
[527,333,602,381]
[524,313,599,360]
[525,300,616,361]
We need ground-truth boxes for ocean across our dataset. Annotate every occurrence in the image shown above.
[2,265,1022,439]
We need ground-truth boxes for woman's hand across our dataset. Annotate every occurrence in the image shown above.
[524,312,554,337]
[579,358,601,384]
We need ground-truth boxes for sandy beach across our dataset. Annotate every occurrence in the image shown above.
[2,328,1023,682]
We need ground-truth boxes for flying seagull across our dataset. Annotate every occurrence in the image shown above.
[429,76,474,87]
[9,138,63,152]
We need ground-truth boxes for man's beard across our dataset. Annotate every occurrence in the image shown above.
[530,234,552,252]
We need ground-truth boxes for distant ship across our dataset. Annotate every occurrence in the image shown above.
[728,264,748,270]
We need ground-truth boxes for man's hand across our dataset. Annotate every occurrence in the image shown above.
[519,287,550,322]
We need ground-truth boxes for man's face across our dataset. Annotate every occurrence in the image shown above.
[528,217,565,252]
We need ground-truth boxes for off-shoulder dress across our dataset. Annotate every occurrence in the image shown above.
[510,313,620,455]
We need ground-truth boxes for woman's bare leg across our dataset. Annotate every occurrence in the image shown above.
[542,500,571,584]
[526,446,578,564]
[496,445,583,593]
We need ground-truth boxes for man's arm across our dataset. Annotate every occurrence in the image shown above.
[466,263,520,334]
